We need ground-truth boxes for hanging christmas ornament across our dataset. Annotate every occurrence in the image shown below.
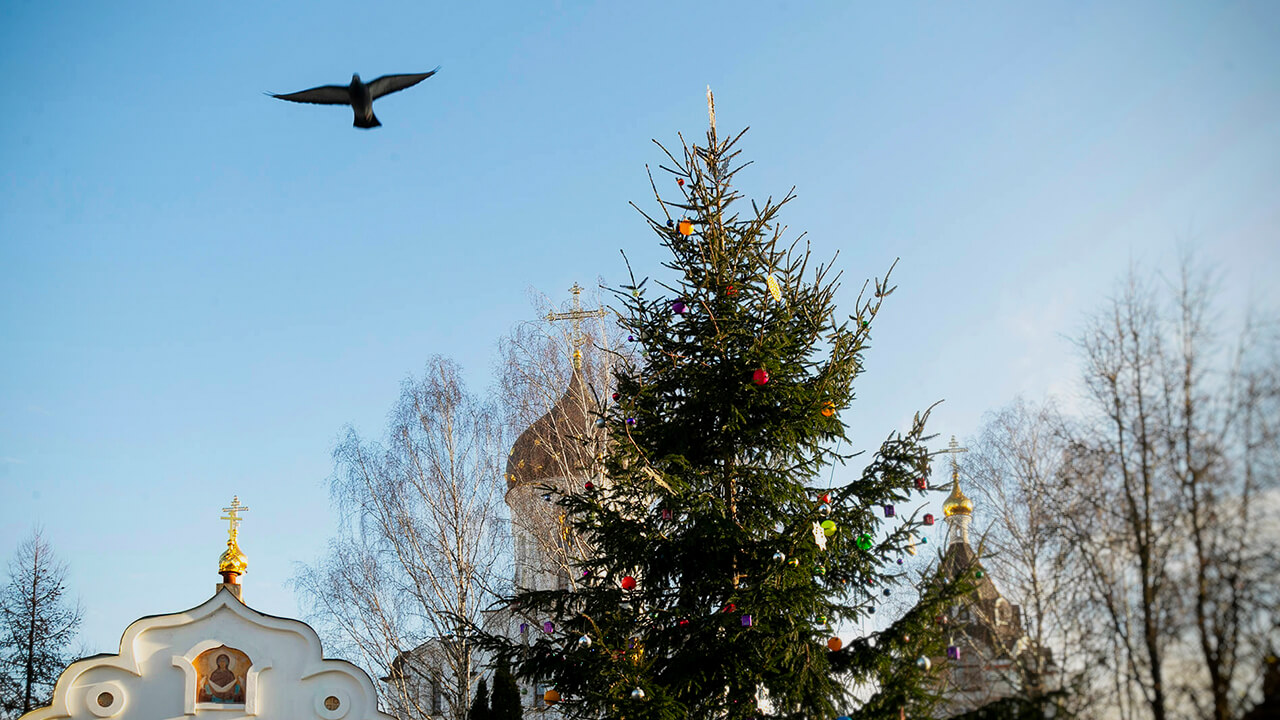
[740,615,753,627]
[661,508,672,520]
[519,622,528,633]
[883,588,891,597]
[923,513,935,525]
[542,621,555,633]
[812,521,828,550]
[541,493,553,502]
[820,492,831,504]
[827,637,843,651]
[752,368,770,385]
[726,284,738,296]
[594,418,606,428]
[677,177,685,186]
[772,551,786,562]
[677,219,694,236]
[916,656,932,671]
[814,565,827,576]
[621,576,637,591]
[975,569,985,579]
[818,503,832,517]
[544,689,561,704]
[856,533,873,550]
[907,535,918,556]
[722,603,737,613]
[947,646,961,660]
[884,505,896,517]
[671,299,688,315]
[789,557,800,566]
[821,519,837,537]
[612,392,621,401]
[577,635,592,648]
[822,401,836,417]
[817,615,828,627]
[584,481,595,490]
[766,273,783,301]
[626,417,637,426]
[897,558,904,565]
[631,688,647,701]
[915,477,928,490]
[666,220,674,229]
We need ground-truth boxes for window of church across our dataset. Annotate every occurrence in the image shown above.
[995,600,1010,625]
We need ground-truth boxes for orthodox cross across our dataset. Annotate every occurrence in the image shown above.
[545,283,607,369]
[937,435,968,481]
[221,496,249,541]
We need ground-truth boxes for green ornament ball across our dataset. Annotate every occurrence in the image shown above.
[856,534,873,550]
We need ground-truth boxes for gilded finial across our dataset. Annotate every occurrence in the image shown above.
[938,437,973,517]
[218,496,249,581]
[545,283,607,370]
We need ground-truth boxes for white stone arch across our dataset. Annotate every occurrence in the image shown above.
[20,587,393,720]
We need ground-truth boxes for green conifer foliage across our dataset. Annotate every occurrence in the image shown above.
[483,122,969,719]
[489,660,524,720]
[468,677,490,720]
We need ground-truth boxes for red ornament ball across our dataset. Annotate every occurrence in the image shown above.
[820,492,831,504]
[584,481,594,491]
[752,368,770,385]
[677,178,685,186]
[621,576,637,591]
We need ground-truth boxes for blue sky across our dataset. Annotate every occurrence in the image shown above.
[2,1,1277,655]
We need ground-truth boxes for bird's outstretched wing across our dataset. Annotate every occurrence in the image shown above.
[367,68,440,100]
[269,85,351,105]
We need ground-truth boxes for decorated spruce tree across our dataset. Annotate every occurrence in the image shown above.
[482,106,969,720]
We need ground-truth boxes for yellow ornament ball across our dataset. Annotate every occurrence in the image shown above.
[821,401,835,417]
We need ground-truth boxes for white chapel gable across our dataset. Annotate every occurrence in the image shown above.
[23,588,392,720]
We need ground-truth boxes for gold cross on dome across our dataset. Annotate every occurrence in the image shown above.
[220,496,249,539]
[937,436,968,480]
[545,283,607,369]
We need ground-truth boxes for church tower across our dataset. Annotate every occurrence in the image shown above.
[933,437,1053,719]
[501,284,609,713]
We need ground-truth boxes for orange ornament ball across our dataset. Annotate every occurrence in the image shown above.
[827,637,843,652]
[544,690,561,705]
[677,219,694,236]
[822,401,836,417]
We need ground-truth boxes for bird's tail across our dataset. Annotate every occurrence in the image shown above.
[354,112,381,129]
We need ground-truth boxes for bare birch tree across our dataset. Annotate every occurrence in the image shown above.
[964,398,1101,716]
[295,357,511,720]
[0,529,83,718]
[1056,258,1278,720]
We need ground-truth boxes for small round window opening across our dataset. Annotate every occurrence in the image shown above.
[324,696,341,711]
[97,692,114,707]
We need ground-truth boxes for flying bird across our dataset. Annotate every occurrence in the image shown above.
[269,68,440,128]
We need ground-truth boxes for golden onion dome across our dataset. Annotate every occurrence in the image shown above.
[218,539,248,575]
[942,477,973,517]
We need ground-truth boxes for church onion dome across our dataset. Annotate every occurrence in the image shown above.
[942,477,973,517]
[219,539,248,575]
[506,370,595,492]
